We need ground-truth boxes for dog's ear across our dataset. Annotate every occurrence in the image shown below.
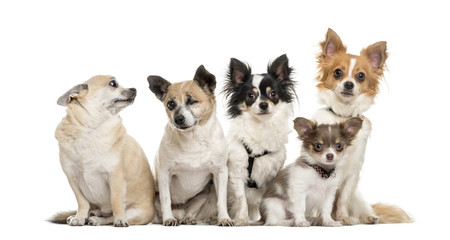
[361,41,388,70]
[193,65,216,94]
[267,54,292,82]
[57,84,88,106]
[147,75,171,102]
[320,28,347,59]
[294,117,317,141]
[227,58,251,85]
[340,117,363,140]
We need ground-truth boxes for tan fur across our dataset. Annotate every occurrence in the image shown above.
[316,28,388,97]
[164,81,215,126]
[52,75,155,226]
[372,203,413,223]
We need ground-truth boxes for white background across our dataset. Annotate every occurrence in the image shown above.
[1,0,449,239]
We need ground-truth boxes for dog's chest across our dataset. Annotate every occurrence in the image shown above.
[60,129,120,208]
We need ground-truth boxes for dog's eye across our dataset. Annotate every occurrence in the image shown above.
[247,92,255,99]
[109,80,118,88]
[186,95,198,105]
[356,72,365,82]
[269,90,277,98]
[167,101,176,110]
[334,69,343,79]
[314,144,323,152]
[336,143,343,151]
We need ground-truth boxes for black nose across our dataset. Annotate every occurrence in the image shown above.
[259,102,269,110]
[174,115,185,125]
[129,88,136,92]
[326,154,334,161]
[344,81,354,90]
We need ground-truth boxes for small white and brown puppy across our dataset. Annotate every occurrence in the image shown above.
[260,117,363,227]
[147,65,233,226]
[50,75,155,227]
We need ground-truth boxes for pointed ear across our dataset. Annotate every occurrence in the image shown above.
[57,84,88,106]
[268,54,292,82]
[341,117,363,140]
[320,28,346,59]
[227,58,251,85]
[193,65,216,94]
[294,117,317,140]
[147,75,171,102]
[361,41,388,69]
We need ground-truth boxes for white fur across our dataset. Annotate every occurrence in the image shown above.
[227,101,293,225]
[313,90,376,225]
[155,110,232,225]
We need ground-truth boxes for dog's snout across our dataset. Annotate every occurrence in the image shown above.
[344,81,354,90]
[129,88,136,92]
[326,154,334,161]
[174,115,185,126]
[259,102,269,110]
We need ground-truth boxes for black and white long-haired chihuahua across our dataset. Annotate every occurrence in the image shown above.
[223,54,296,225]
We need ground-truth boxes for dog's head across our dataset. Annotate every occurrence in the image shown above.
[294,117,363,167]
[57,75,136,115]
[147,65,216,131]
[316,28,388,116]
[223,54,296,119]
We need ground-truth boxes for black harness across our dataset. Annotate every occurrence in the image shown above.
[243,142,271,189]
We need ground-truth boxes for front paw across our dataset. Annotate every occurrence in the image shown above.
[164,218,180,226]
[323,220,343,227]
[67,215,86,226]
[234,217,249,226]
[114,218,129,227]
[182,216,197,225]
[218,218,234,227]
[295,220,311,227]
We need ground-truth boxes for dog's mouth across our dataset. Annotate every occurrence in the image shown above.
[113,97,135,104]
[340,91,354,98]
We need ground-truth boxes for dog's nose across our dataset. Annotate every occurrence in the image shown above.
[129,88,136,92]
[326,154,334,161]
[174,115,185,125]
[344,81,354,90]
[259,102,269,110]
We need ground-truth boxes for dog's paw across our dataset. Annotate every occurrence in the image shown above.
[339,216,358,225]
[88,216,101,226]
[113,218,129,227]
[218,218,234,227]
[361,215,378,224]
[163,218,180,226]
[295,220,311,227]
[234,217,249,226]
[67,215,86,226]
[182,216,197,225]
[323,220,343,227]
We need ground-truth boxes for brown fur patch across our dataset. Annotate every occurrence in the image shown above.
[316,28,388,97]
[164,81,216,126]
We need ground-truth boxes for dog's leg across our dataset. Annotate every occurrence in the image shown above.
[321,189,342,227]
[109,170,129,227]
[291,195,310,227]
[183,192,208,225]
[65,175,90,226]
[157,167,179,226]
[228,177,249,226]
[335,175,359,225]
[213,166,234,226]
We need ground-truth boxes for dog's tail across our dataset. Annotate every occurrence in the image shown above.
[48,210,77,224]
[372,203,413,223]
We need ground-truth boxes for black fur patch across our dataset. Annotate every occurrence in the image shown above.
[222,54,296,118]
